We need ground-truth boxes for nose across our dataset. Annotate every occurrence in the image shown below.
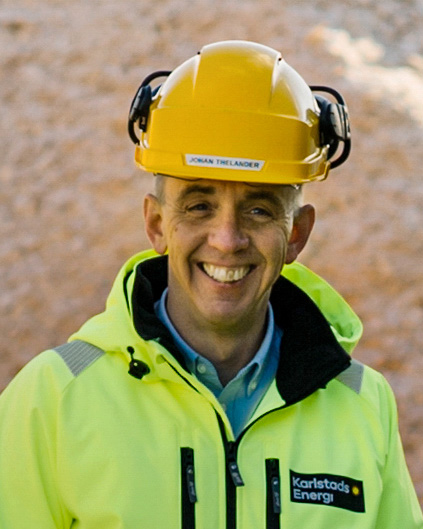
[207,211,249,254]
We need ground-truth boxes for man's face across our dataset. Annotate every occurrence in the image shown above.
[144,177,313,335]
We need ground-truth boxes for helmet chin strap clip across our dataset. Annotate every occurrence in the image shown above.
[128,70,171,145]
[310,85,351,169]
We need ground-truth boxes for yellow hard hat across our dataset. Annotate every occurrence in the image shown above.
[128,40,350,185]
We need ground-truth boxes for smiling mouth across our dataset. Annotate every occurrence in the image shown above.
[201,263,252,283]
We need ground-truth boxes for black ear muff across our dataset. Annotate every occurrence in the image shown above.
[310,86,351,169]
[128,70,172,145]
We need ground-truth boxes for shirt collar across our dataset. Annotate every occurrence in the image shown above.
[154,287,276,389]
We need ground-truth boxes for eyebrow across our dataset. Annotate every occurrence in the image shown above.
[175,182,285,209]
[243,190,284,209]
[177,184,216,202]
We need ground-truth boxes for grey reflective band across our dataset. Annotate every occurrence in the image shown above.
[54,340,104,377]
[336,359,364,394]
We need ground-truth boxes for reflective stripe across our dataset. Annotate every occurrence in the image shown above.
[336,359,364,394]
[54,340,104,377]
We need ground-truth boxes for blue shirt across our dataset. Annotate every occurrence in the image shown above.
[155,289,282,437]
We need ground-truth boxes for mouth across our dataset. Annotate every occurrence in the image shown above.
[200,263,253,283]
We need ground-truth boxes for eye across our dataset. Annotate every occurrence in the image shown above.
[187,202,209,211]
[249,206,272,218]
[185,202,212,216]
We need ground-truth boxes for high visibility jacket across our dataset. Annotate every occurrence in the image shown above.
[0,251,421,529]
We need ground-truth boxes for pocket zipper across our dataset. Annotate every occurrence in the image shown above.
[181,447,197,529]
[266,458,281,529]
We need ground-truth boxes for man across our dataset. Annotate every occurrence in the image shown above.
[0,40,421,528]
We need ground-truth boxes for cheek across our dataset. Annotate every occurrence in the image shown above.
[165,212,200,239]
[165,222,204,272]
[261,230,290,275]
[168,214,210,247]
[161,217,184,250]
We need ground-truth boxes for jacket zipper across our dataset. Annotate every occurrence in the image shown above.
[174,368,287,529]
[181,447,197,529]
[215,414,245,529]
[226,440,245,529]
[266,459,281,529]
[166,355,348,528]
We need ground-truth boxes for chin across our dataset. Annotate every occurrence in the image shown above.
[197,304,251,329]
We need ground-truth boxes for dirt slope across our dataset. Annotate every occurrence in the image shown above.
[1,0,422,503]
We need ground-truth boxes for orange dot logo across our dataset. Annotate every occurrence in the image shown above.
[352,486,361,496]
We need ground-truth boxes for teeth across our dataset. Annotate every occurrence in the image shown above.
[202,263,250,283]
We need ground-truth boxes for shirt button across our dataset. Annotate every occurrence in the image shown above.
[249,381,258,392]
[197,363,207,374]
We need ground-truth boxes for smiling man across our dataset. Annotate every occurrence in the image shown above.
[144,176,313,386]
[0,40,422,529]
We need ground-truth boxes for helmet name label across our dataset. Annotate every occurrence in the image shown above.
[185,154,264,171]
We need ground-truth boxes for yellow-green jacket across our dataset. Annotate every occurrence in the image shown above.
[0,251,422,528]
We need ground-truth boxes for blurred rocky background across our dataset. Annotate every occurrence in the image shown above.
[1,0,422,504]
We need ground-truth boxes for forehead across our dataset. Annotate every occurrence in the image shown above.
[161,176,289,204]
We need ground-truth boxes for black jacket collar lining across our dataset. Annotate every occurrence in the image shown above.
[131,255,351,405]
[269,279,350,404]
[130,256,189,370]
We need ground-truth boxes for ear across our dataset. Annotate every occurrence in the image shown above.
[143,193,168,254]
[285,204,315,264]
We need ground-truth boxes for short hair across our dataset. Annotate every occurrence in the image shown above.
[154,173,166,204]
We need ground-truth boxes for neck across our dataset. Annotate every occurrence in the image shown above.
[166,299,268,386]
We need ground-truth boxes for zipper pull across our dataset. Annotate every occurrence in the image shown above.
[227,442,244,487]
[266,458,282,521]
[271,476,281,514]
[186,463,197,503]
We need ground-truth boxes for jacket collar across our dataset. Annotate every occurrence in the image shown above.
[269,278,350,404]
[131,255,350,406]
